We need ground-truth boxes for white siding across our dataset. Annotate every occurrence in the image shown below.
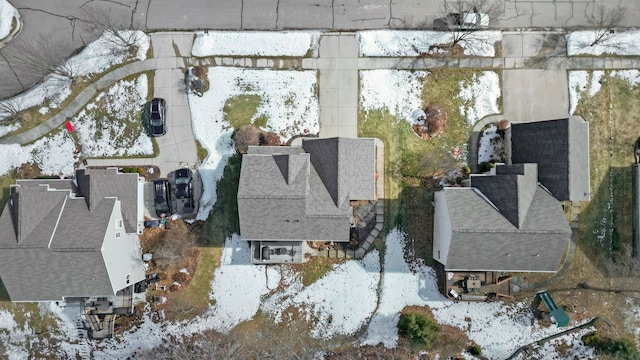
[433,191,453,267]
[101,200,145,293]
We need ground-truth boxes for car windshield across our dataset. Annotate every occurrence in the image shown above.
[176,177,189,184]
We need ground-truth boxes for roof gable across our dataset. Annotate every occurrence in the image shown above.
[470,164,538,228]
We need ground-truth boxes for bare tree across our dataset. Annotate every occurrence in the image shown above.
[433,0,502,50]
[5,35,77,81]
[0,97,24,124]
[81,5,144,57]
[586,5,626,47]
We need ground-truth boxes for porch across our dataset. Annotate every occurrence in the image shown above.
[446,271,516,301]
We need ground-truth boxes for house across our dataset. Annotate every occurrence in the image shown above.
[0,168,146,338]
[237,137,377,264]
[433,163,572,299]
[506,116,590,202]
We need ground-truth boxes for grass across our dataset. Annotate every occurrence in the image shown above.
[292,257,342,287]
[574,71,640,268]
[165,247,220,321]
[359,69,497,234]
[196,140,208,163]
[223,94,267,130]
[201,154,241,247]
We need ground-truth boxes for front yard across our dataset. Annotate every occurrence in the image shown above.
[359,68,502,261]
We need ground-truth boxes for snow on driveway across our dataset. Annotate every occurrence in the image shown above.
[188,67,319,220]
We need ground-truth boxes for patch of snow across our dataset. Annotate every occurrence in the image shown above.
[568,70,605,115]
[0,30,149,121]
[457,71,501,124]
[567,30,640,56]
[623,297,640,347]
[189,67,318,220]
[360,69,429,124]
[0,130,77,176]
[0,122,19,137]
[589,70,604,97]
[262,251,380,339]
[0,309,33,360]
[205,234,281,333]
[73,74,152,157]
[192,31,321,57]
[38,107,49,115]
[477,123,503,164]
[357,30,502,57]
[612,69,640,87]
[0,0,19,42]
[568,71,589,115]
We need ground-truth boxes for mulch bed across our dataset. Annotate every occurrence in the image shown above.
[86,165,161,181]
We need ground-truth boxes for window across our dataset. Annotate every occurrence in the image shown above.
[116,219,123,229]
[115,232,121,239]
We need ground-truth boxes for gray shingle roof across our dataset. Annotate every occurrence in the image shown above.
[438,164,571,272]
[76,169,139,233]
[0,169,141,301]
[238,137,376,242]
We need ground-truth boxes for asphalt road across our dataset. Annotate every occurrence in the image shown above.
[1,0,640,99]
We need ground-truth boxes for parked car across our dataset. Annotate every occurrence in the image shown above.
[174,168,193,200]
[153,179,171,217]
[446,12,489,30]
[149,98,166,136]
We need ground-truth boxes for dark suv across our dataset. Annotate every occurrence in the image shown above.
[149,98,166,136]
[174,168,193,200]
[153,179,171,217]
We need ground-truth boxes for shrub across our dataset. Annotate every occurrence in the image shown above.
[137,167,145,175]
[462,166,471,175]
[582,332,640,359]
[233,125,261,154]
[397,312,440,349]
[479,161,495,172]
[468,344,482,356]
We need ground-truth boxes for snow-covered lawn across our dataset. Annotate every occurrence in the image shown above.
[19,228,594,359]
[0,0,19,42]
[0,30,150,123]
[567,30,640,56]
[188,67,319,220]
[357,30,502,57]
[360,69,500,127]
[360,69,429,124]
[569,69,640,115]
[73,74,153,157]
[0,73,152,177]
[458,71,501,124]
[192,31,320,57]
[0,130,77,177]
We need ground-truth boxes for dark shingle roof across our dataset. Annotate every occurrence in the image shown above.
[511,119,569,200]
[238,137,376,242]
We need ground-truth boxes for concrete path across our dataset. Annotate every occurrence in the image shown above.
[317,33,359,139]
